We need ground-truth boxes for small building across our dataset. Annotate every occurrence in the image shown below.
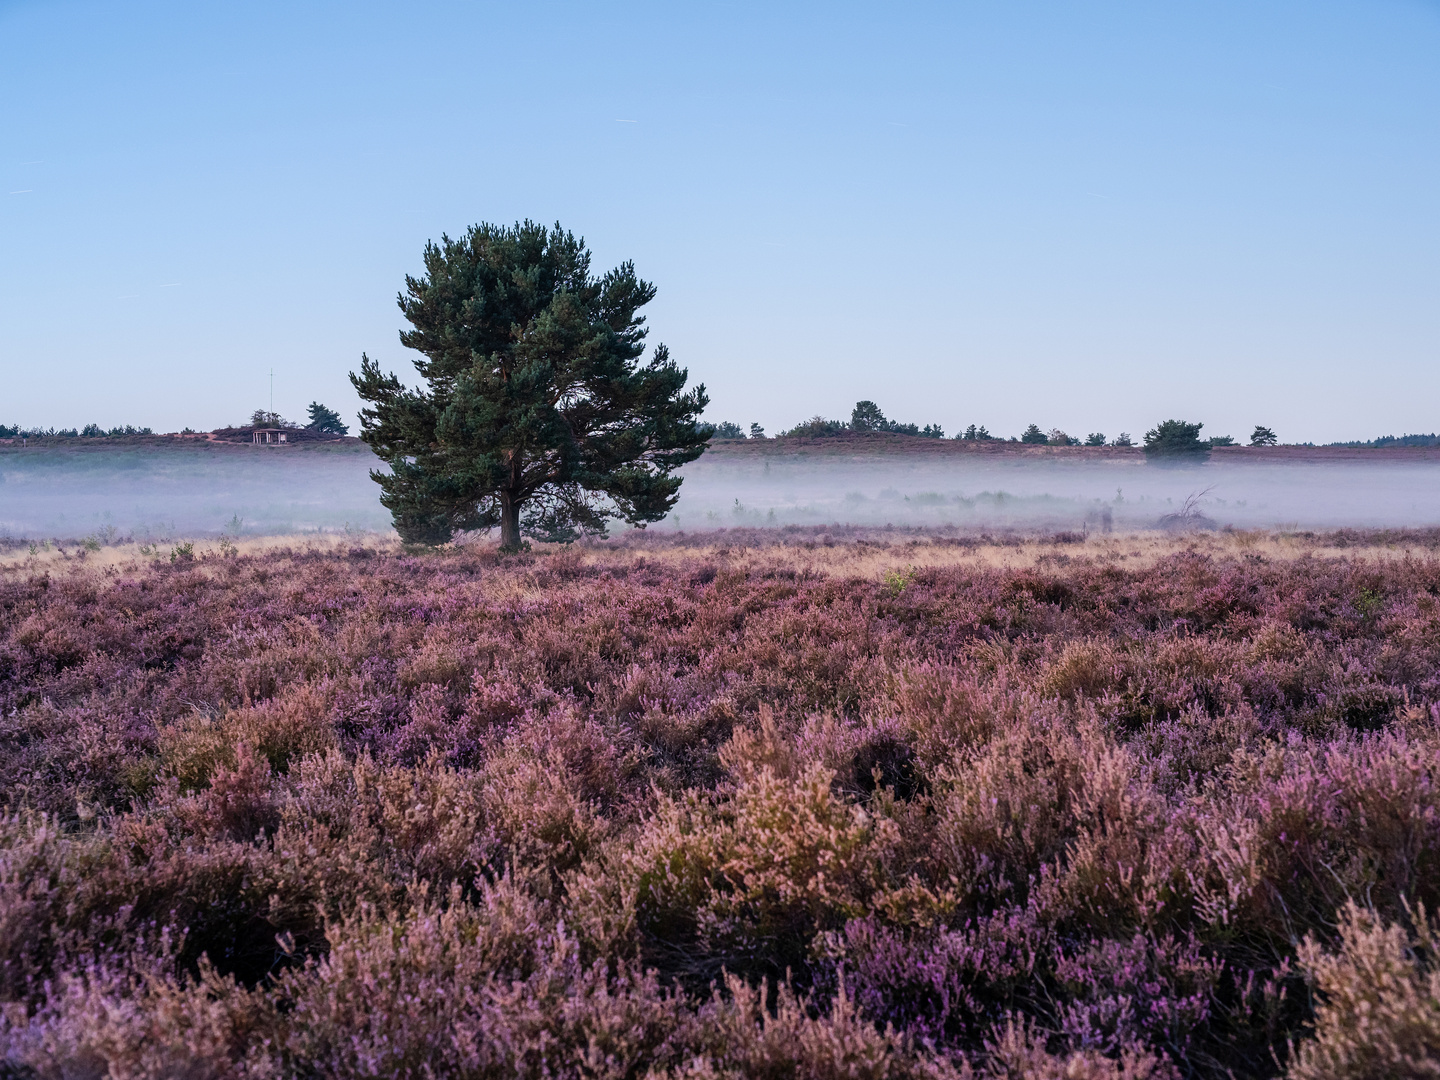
[251,428,289,445]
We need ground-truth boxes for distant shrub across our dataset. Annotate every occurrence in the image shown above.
[1287,902,1440,1080]
[1251,425,1279,446]
[1020,424,1048,444]
[709,421,745,439]
[0,424,18,438]
[958,424,994,441]
[1143,419,1210,465]
[1112,432,1133,446]
[783,416,848,437]
[1208,435,1235,447]
[1085,432,1106,446]
[248,409,294,429]
[1047,429,1079,446]
[882,565,917,596]
[749,422,766,439]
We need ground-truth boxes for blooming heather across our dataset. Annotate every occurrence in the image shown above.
[2,528,1439,1077]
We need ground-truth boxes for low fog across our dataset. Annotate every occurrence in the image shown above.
[2,441,1438,543]
[0,443,391,542]
[667,446,1440,533]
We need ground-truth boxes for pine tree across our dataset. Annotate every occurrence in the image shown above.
[1143,419,1210,465]
[351,221,709,548]
[306,402,349,435]
[850,400,887,431]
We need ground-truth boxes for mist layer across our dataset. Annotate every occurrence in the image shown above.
[2,440,1438,540]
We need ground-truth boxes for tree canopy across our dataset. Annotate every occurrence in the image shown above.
[307,402,349,435]
[351,221,710,547]
[1144,419,1210,465]
[846,400,943,438]
[851,400,887,431]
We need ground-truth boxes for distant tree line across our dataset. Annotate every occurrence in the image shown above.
[0,402,351,441]
[244,403,350,435]
[0,424,154,438]
[707,401,947,441]
[705,404,1283,457]
[1325,432,1440,448]
[1017,424,1135,447]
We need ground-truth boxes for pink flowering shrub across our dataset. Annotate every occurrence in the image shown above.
[3,527,1440,1076]
[1286,900,1440,1079]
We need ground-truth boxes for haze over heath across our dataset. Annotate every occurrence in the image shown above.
[2,0,1438,442]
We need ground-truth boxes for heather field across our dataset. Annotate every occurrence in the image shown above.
[3,527,1440,1078]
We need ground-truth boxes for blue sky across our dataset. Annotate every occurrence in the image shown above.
[2,0,1437,442]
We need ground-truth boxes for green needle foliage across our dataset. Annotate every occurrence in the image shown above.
[351,221,710,548]
[1143,419,1211,465]
[850,400,887,431]
[306,401,349,435]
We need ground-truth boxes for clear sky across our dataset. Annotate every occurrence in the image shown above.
[2,0,1437,443]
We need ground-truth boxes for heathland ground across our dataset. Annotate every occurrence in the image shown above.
[3,525,1439,1077]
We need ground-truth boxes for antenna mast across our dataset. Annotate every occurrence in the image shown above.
[269,368,274,416]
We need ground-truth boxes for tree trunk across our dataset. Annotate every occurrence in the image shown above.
[499,493,522,551]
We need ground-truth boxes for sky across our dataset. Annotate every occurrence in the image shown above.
[1,0,1437,444]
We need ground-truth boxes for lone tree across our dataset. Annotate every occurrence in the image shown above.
[1250,425,1278,446]
[1021,423,1048,444]
[307,401,349,435]
[351,221,710,548]
[851,400,887,432]
[1143,419,1210,465]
